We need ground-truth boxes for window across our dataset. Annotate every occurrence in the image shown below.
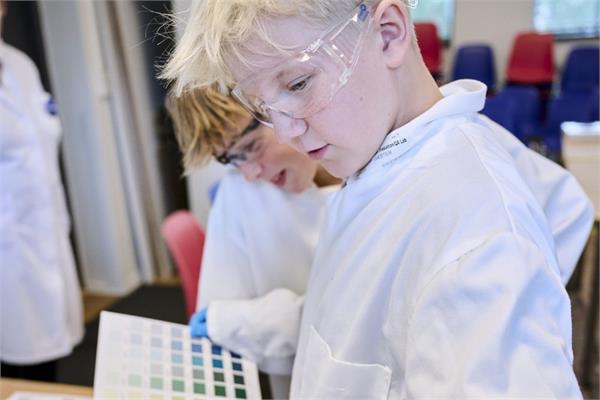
[411,0,455,42]
[534,0,600,38]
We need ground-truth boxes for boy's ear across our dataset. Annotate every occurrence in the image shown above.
[374,0,412,69]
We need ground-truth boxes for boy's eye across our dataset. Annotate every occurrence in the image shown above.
[288,75,312,92]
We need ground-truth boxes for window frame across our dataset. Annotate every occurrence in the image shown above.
[411,0,456,45]
[533,0,600,40]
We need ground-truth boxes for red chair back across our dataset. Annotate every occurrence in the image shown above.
[506,32,554,84]
[415,22,442,75]
[161,210,205,319]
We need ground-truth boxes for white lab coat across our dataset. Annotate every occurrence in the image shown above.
[480,117,594,284]
[290,80,587,399]
[198,172,334,375]
[0,41,83,364]
[198,117,591,383]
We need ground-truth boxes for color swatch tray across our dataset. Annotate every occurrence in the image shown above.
[93,311,261,399]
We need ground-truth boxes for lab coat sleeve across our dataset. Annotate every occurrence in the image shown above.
[482,117,594,284]
[512,148,594,284]
[400,232,582,399]
[196,182,255,310]
[207,288,303,375]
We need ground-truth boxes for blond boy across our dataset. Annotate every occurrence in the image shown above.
[163,1,590,398]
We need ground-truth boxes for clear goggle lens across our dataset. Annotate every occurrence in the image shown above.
[232,3,373,127]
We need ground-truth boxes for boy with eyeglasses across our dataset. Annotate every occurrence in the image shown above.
[162,0,592,397]
[166,87,338,396]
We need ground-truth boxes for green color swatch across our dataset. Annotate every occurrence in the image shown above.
[150,377,163,390]
[214,372,225,382]
[215,385,226,397]
[172,379,184,392]
[128,374,141,387]
[194,382,206,394]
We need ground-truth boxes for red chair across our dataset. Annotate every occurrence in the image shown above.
[415,22,442,78]
[161,210,205,319]
[506,32,554,85]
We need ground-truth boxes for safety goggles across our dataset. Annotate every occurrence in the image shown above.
[215,119,270,168]
[231,3,373,127]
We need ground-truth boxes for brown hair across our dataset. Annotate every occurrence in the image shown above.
[166,86,249,172]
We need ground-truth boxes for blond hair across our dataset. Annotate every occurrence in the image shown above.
[161,0,417,95]
[166,86,249,172]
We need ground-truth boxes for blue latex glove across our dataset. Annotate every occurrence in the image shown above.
[189,307,209,338]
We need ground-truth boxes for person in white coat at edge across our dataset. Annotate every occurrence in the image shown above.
[0,0,83,381]
[166,87,339,397]
[162,0,595,398]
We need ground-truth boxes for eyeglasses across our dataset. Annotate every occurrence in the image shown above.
[231,3,373,127]
[215,119,270,167]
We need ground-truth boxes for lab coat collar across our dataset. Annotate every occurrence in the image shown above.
[349,79,487,183]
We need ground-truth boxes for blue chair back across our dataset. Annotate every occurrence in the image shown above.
[561,46,599,94]
[481,95,518,134]
[496,86,541,143]
[452,44,496,89]
[544,89,600,152]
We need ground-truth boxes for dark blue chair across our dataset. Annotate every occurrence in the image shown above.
[494,86,542,144]
[452,44,496,90]
[544,89,599,154]
[561,46,599,94]
[481,94,517,133]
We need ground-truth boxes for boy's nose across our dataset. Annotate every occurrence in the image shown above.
[239,161,263,181]
[270,111,307,143]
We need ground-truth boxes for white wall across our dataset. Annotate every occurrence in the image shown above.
[39,1,142,294]
[445,0,598,87]
[39,1,182,293]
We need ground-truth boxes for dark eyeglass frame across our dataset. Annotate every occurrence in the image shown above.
[214,118,262,167]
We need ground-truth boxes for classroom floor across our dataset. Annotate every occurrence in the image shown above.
[82,275,181,324]
[82,292,118,324]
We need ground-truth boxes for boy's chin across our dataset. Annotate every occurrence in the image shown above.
[320,160,354,180]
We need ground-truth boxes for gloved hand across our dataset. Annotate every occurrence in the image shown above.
[189,307,209,338]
